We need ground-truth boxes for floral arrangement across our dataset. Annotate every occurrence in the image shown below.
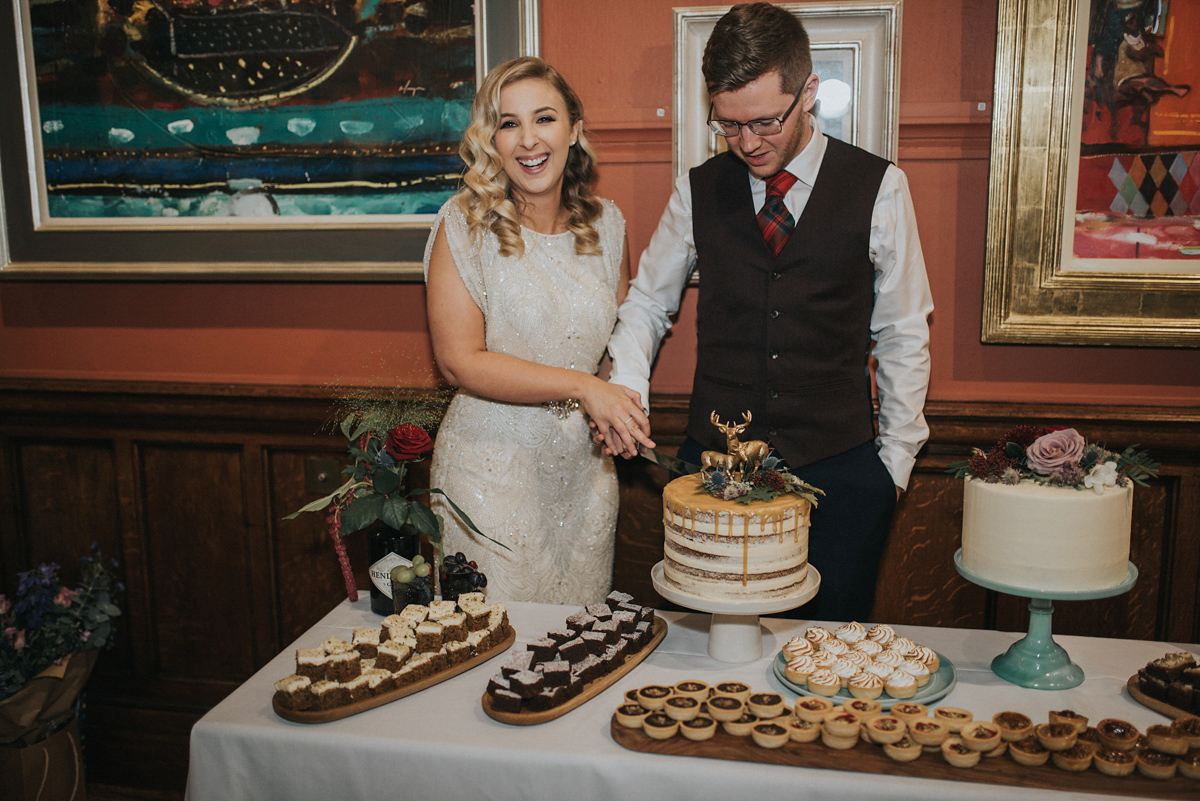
[1,543,122,703]
[947,425,1158,493]
[701,455,824,506]
[286,390,501,601]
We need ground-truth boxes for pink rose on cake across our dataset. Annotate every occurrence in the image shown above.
[1025,428,1086,475]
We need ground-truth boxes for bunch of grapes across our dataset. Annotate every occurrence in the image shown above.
[390,554,434,609]
[439,552,487,601]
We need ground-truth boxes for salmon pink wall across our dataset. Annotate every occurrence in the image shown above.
[1,0,1197,406]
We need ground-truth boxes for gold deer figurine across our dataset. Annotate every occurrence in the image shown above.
[701,411,770,477]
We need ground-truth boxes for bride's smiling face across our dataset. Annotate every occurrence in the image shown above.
[493,78,580,207]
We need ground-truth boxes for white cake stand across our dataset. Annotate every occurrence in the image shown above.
[651,561,820,663]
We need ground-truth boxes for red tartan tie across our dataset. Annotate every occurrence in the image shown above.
[757,170,798,257]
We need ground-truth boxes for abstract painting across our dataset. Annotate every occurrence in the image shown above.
[26,0,477,223]
[1072,0,1200,266]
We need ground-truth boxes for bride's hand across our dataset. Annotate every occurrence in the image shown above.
[581,380,654,458]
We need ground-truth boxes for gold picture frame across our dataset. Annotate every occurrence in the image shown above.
[0,0,538,281]
[983,0,1200,346]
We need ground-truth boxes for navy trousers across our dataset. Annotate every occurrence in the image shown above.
[676,438,896,623]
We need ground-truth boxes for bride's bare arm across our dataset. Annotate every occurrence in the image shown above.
[426,226,655,455]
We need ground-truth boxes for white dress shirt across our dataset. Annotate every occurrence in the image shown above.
[607,120,934,489]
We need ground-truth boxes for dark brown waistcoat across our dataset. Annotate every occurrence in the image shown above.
[686,137,890,467]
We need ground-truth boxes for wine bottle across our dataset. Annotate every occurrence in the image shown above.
[366,522,420,615]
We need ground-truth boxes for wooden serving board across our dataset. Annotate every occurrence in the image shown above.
[1127,674,1200,722]
[273,627,515,724]
[610,718,1197,798]
[482,616,668,725]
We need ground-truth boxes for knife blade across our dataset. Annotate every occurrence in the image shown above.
[638,447,702,476]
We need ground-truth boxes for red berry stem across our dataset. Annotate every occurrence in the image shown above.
[326,495,358,602]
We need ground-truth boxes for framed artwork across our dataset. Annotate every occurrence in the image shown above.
[983,0,1200,346]
[0,0,539,280]
[673,1,902,178]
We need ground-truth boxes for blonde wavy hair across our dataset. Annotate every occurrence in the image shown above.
[456,57,603,258]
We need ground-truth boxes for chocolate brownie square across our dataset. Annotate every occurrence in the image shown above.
[490,688,523,713]
[501,650,534,678]
[558,637,588,663]
[540,659,572,687]
[526,637,559,664]
[510,669,544,699]
[581,630,609,655]
[565,611,596,632]
[585,603,613,622]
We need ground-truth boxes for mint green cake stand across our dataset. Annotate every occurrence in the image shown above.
[953,549,1137,690]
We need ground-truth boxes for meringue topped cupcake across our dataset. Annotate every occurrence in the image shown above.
[883,669,917,699]
[819,638,849,657]
[898,659,931,687]
[805,626,833,644]
[866,623,895,645]
[834,621,866,643]
[906,645,940,673]
[842,649,871,668]
[875,649,904,668]
[848,670,884,700]
[782,636,813,659]
[853,639,883,658]
[887,636,917,654]
[831,658,859,688]
[807,669,841,697]
[784,655,818,685]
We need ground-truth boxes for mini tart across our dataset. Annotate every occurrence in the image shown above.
[992,711,1033,742]
[883,734,923,762]
[866,623,896,644]
[794,695,836,722]
[883,669,918,699]
[721,712,758,737]
[747,692,785,719]
[705,695,746,722]
[1096,718,1139,750]
[1136,749,1177,780]
[822,710,861,738]
[1171,715,1200,749]
[1093,747,1137,777]
[663,695,702,722]
[1178,751,1200,780]
[1076,726,1102,753]
[835,621,867,642]
[983,741,1008,758]
[909,718,950,747]
[615,703,651,728]
[805,626,833,644]
[891,702,928,724]
[906,645,940,673]
[784,655,818,684]
[636,685,674,711]
[711,681,751,702]
[806,669,842,697]
[843,698,884,721]
[672,680,709,701]
[854,639,883,657]
[782,636,814,658]
[1145,723,1189,755]
[848,671,884,700]
[821,639,850,657]
[1049,709,1088,733]
[865,715,907,745]
[751,721,791,749]
[941,737,981,768]
[960,721,1002,752]
[623,688,641,704]
[679,715,718,742]
[820,728,860,750]
[898,659,931,687]
[1009,736,1050,767]
[1034,722,1078,752]
[785,716,822,743]
[1050,743,1093,772]
[933,706,973,733]
[642,713,679,740]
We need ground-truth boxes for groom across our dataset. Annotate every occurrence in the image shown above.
[604,2,933,622]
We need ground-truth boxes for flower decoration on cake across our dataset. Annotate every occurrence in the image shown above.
[286,388,502,603]
[948,425,1157,492]
[700,454,823,505]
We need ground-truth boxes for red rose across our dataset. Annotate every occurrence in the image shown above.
[384,424,433,460]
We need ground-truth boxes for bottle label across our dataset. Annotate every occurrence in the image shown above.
[370,552,413,598]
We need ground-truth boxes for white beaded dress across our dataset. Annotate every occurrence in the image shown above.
[423,197,624,606]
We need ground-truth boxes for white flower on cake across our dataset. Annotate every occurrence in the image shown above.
[1084,461,1120,494]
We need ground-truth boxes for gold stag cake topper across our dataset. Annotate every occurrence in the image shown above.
[702,411,768,478]
[699,411,824,506]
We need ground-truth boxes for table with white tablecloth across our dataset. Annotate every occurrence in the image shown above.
[186,599,1196,801]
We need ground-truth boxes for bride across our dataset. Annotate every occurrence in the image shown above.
[424,57,654,605]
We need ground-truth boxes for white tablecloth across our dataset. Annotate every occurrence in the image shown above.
[186,599,1196,801]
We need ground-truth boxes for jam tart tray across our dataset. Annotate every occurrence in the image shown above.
[483,616,667,725]
[274,626,515,724]
[611,716,1196,798]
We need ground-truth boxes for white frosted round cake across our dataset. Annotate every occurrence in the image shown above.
[961,477,1133,593]
[662,474,811,601]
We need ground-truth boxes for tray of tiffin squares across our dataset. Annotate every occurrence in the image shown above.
[272,591,514,723]
[609,622,1199,798]
[481,591,666,725]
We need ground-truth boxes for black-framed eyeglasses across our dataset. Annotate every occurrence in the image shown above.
[707,85,805,137]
